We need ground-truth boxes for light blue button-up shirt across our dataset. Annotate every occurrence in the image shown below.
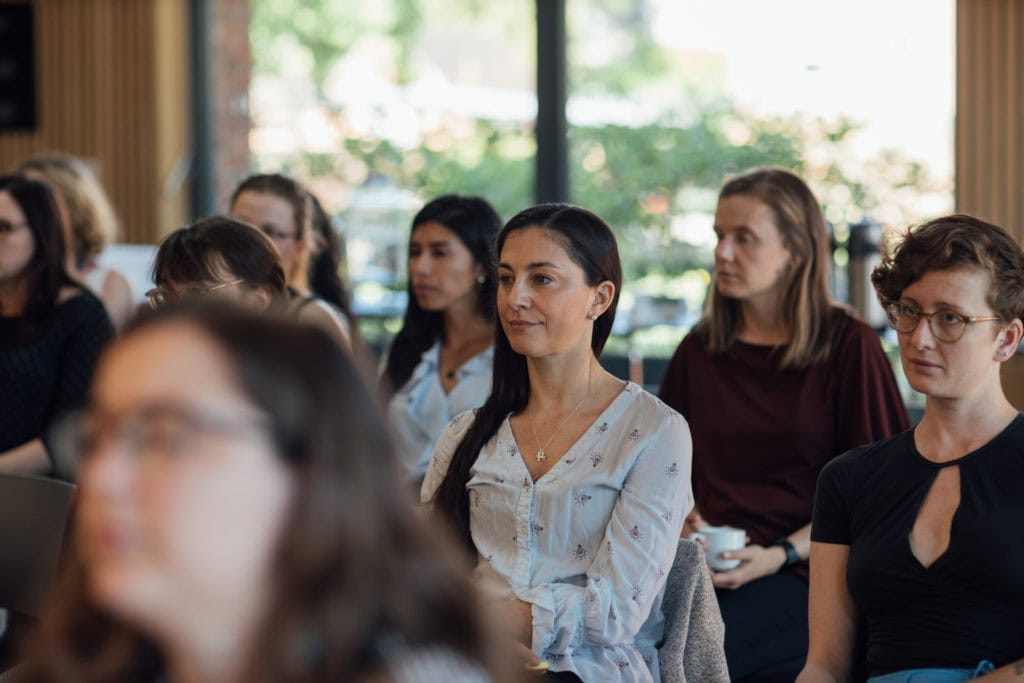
[388,341,493,479]
[423,382,694,682]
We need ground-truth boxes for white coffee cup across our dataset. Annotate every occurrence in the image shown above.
[691,525,746,571]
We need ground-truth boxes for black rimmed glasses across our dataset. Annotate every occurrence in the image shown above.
[145,278,246,310]
[885,302,1001,342]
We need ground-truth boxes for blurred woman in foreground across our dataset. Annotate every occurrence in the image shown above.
[18,303,511,683]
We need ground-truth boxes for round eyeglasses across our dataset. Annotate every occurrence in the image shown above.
[145,278,246,310]
[885,302,1001,342]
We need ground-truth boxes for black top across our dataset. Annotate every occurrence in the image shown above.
[0,293,114,462]
[813,417,1024,675]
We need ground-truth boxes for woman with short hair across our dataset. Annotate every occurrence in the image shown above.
[800,215,1024,683]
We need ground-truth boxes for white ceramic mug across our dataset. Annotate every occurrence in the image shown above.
[691,525,746,571]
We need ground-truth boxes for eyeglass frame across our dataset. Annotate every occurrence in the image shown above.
[0,219,29,235]
[885,301,1001,342]
[52,403,277,474]
[145,278,246,310]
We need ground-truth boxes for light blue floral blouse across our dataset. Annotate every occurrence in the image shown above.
[388,341,493,479]
[422,382,694,682]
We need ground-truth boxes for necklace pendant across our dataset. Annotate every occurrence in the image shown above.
[536,448,546,463]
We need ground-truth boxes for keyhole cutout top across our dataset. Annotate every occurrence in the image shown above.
[909,465,961,569]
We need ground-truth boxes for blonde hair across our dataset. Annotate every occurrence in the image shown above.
[702,167,839,369]
[19,153,120,263]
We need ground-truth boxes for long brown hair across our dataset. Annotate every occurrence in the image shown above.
[701,167,840,369]
[18,304,513,683]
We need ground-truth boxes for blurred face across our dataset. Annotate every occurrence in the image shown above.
[498,226,611,359]
[0,190,35,285]
[713,194,792,306]
[231,190,303,276]
[896,267,1009,402]
[77,322,294,635]
[408,220,483,313]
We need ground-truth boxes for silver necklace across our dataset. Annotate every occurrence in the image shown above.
[527,366,592,463]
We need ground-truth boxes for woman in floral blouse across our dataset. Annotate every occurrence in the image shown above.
[423,204,697,682]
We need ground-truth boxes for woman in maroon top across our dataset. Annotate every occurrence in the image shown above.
[659,167,908,682]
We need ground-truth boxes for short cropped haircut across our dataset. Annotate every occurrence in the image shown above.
[872,213,1024,322]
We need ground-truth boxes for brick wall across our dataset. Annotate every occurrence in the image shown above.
[209,0,252,212]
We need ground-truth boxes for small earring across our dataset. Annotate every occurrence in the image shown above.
[477,274,486,285]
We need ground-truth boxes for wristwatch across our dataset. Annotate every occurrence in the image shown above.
[773,538,801,567]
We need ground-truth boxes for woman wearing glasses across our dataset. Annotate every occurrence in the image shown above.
[20,304,512,683]
[0,175,113,474]
[148,216,348,349]
[229,174,351,346]
[799,214,1024,683]
[658,168,909,682]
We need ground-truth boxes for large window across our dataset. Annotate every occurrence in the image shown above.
[250,0,954,396]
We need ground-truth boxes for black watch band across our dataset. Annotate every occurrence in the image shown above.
[773,538,800,566]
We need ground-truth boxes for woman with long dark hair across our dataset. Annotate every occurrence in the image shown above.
[0,175,113,473]
[17,303,513,683]
[382,195,501,480]
[18,153,135,330]
[423,204,696,681]
[658,168,909,681]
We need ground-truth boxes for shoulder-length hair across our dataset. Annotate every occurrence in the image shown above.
[430,203,622,552]
[18,153,121,264]
[0,175,76,336]
[701,167,838,369]
[380,195,502,399]
[18,303,511,683]
[152,216,287,307]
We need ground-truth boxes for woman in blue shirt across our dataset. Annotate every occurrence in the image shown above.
[382,195,501,481]
[423,204,699,682]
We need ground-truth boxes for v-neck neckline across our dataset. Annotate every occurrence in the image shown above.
[506,382,636,484]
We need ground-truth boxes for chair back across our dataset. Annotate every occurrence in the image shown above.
[658,538,729,683]
[0,474,76,617]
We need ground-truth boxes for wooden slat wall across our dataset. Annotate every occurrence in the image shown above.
[958,1,1024,408]
[0,0,190,244]
[956,0,1024,240]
